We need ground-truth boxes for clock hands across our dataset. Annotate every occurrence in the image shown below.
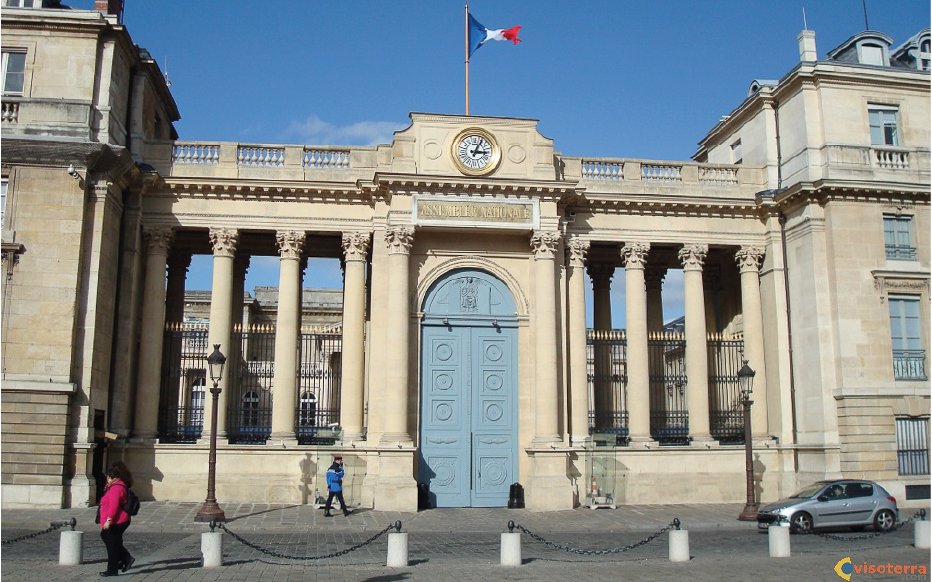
[470,145,490,158]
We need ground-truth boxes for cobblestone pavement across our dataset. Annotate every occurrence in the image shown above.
[2,502,929,581]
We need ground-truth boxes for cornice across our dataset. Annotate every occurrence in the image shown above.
[158,178,370,204]
[363,172,580,202]
[572,192,762,220]
[771,180,931,209]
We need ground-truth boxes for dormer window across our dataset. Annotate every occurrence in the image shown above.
[860,43,885,66]
[921,39,931,71]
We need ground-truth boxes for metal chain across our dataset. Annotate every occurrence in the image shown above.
[217,522,395,561]
[1,520,71,546]
[514,520,677,555]
[813,510,926,541]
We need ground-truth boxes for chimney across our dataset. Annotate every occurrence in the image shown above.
[95,0,124,22]
[798,29,817,62]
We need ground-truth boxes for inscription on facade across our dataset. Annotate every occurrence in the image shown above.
[414,196,538,229]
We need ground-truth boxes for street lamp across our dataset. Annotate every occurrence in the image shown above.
[195,344,226,523]
[737,360,758,521]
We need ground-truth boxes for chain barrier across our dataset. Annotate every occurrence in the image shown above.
[1,518,76,546]
[215,521,397,561]
[809,509,927,541]
[510,518,680,555]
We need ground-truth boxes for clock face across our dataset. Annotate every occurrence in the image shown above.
[452,128,500,175]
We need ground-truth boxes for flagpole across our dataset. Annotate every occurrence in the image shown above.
[465,1,470,115]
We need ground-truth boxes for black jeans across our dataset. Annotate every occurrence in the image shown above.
[325,490,347,512]
[100,521,132,573]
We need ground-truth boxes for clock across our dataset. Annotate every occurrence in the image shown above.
[451,128,501,176]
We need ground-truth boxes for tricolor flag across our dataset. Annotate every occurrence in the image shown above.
[468,13,522,58]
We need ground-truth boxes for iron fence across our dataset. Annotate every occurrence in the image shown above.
[586,329,628,444]
[226,325,275,444]
[707,334,745,444]
[296,325,343,445]
[648,332,688,445]
[158,323,209,442]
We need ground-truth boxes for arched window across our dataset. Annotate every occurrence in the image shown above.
[242,391,260,426]
[299,391,317,426]
[190,377,206,409]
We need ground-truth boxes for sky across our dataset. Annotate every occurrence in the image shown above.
[68,0,930,326]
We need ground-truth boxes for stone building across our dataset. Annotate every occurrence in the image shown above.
[1,2,928,511]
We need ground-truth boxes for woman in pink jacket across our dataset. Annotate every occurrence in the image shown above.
[98,464,135,576]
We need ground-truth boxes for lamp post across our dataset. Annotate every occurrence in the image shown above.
[737,360,758,521]
[195,344,226,523]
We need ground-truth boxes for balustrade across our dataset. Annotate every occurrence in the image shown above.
[303,148,350,169]
[874,148,910,169]
[698,166,738,185]
[642,163,683,182]
[1,101,19,123]
[172,144,220,164]
[238,146,286,167]
[581,160,623,181]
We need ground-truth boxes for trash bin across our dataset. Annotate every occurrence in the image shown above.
[508,482,525,509]
[417,482,432,510]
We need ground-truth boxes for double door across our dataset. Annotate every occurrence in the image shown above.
[419,323,518,507]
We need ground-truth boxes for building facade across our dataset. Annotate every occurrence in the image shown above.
[2,3,929,511]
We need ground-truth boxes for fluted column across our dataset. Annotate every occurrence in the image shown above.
[586,264,614,429]
[206,228,239,438]
[532,230,562,445]
[133,227,173,440]
[270,231,305,442]
[621,242,651,444]
[381,226,415,445]
[736,246,769,436]
[567,238,590,445]
[165,253,190,410]
[340,231,370,441]
[645,267,666,334]
[680,244,712,442]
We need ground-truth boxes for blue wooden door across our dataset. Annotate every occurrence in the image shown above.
[419,269,518,508]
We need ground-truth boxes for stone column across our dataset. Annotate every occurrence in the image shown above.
[586,264,614,430]
[164,254,190,411]
[645,267,666,334]
[270,231,305,443]
[531,230,562,445]
[679,244,712,443]
[341,231,370,441]
[133,227,173,440]
[621,242,651,444]
[232,255,250,330]
[206,228,239,438]
[736,246,769,437]
[566,238,590,445]
[381,226,415,445]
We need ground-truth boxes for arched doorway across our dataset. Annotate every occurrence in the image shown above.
[419,268,518,507]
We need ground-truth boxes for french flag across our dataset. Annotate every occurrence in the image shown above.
[468,13,521,58]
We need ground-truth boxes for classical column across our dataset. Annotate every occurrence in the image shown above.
[381,226,415,445]
[586,263,614,430]
[232,254,250,330]
[133,227,173,440]
[645,267,666,334]
[165,253,191,411]
[736,246,769,437]
[531,230,562,445]
[679,244,712,443]
[270,231,305,443]
[621,242,651,444]
[341,231,370,441]
[206,228,239,438]
[567,238,590,445]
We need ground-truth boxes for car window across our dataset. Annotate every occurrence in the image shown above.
[846,483,873,498]
[790,482,827,498]
[825,484,847,500]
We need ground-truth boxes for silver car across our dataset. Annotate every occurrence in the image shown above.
[756,479,899,533]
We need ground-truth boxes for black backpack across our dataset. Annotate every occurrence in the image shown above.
[120,484,140,516]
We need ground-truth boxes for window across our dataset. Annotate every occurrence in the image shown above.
[889,295,926,380]
[731,140,742,165]
[921,39,931,71]
[1,50,26,95]
[860,43,885,66]
[896,417,930,475]
[242,391,259,426]
[3,0,37,7]
[189,378,205,409]
[883,214,916,260]
[869,106,898,146]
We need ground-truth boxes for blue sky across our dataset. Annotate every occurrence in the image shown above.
[75,0,930,325]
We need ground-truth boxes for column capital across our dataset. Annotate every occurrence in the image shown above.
[621,242,651,269]
[736,246,765,273]
[209,228,239,258]
[645,266,667,290]
[678,244,709,272]
[143,227,173,256]
[565,238,590,268]
[530,230,561,260]
[587,263,615,285]
[385,226,415,255]
[167,252,191,272]
[276,230,306,260]
[342,231,371,262]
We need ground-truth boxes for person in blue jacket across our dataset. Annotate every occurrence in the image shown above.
[324,455,351,517]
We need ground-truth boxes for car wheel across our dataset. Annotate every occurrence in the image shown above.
[790,511,813,534]
[873,509,896,532]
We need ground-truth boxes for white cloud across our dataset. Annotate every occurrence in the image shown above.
[286,115,404,146]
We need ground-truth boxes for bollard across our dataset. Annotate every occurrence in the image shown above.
[201,523,224,568]
[59,529,83,566]
[386,521,408,567]
[916,510,930,550]
[501,521,522,567]
[668,520,689,562]
[768,522,791,558]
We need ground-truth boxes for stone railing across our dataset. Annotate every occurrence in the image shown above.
[1,100,19,123]
[822,144,929,182]
[238,145,286,167]
[303,148,350,169]
[572,157,760,197]
[873,147,910,169]
[172,143,220,164]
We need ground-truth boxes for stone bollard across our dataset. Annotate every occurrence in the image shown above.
[501,521,522,567]
[916,510,930,550]
[58,519,82,566]
[668,519,689,562]
[768,521,791,558]
[201,524,224,568]
[386,521,408,568]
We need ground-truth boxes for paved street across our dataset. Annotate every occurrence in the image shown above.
[2,502,929,581]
